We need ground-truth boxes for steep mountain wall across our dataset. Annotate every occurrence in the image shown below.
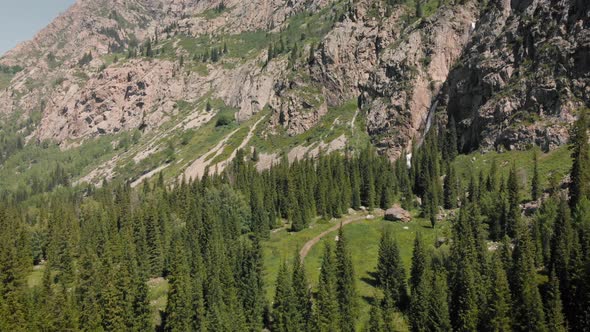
[0,0,588,172]
[442,0,590,152]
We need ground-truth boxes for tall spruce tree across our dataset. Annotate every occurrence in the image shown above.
[314,242,339,332]
[335,225,357,331]
[570,109,590,209]
[507,163,520,238]
[443,116,458,161]
[366,300,385,332]
[273,262,296,332]
[292,251,312,332]
[545,269,566,332]
[426,267,451,332]
[444,162,458,209]
[376,229,408,310]
[449,207,479,331]
[511,218,547,332]
[485,253,512,332]
[164,232,192,332]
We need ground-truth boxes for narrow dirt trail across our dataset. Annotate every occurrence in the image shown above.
[299,210,384,260]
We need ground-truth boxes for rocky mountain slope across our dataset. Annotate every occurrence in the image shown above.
[0,0,588,186]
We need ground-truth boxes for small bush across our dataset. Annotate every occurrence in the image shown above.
[215,114,234,127]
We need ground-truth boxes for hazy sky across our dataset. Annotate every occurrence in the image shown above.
[0,0,76,55]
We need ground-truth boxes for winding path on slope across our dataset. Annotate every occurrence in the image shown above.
[299,210,384,260]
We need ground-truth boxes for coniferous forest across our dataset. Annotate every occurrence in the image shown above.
[0,111,589,332]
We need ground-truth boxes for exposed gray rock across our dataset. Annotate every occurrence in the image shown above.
[385,205,412,222]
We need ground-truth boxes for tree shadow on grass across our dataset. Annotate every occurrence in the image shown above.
[361,270,379,288]
[362,295,378,306]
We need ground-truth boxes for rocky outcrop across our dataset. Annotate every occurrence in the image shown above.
[385,205,412,222]
[0,0,329,144]
[0,0,588,183]
[270,0,480,157]
[441,0,590,152]
[360,2,479,159]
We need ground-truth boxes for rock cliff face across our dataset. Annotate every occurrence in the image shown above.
[442,0,590,152]
[0,0,588,180]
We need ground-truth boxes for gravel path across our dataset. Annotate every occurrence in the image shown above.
[299,210,384,260]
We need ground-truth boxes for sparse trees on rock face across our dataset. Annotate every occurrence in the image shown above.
[570,109,590,209]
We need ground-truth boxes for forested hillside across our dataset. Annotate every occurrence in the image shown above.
[1,109,589,331]
[0,0,589,330]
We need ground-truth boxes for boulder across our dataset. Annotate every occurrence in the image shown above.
[384,205,412,222]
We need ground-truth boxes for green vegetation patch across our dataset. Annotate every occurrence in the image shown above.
[453,145,572,201]
[263,214,450,331]
[251,99,368,154]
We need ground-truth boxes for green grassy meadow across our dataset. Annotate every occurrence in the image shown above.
[263,212,451,331]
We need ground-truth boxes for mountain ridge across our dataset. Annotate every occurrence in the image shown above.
[0,0,588,186]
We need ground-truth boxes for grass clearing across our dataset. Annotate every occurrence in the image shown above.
[453,145,572,200]
[263,211,451,331]
[27,264,46,288]
[148,277,169,327]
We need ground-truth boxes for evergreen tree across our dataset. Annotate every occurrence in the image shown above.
[366,300,385,332]
[409,234,430,332]
[485,254,512,332]
[416,0,423,18]
[545,269,566,332]
[449,208,479,331]
[444,162,458,209]
[314,242,339,332]
[273,262,296,332]
[426,267,451,332]
[570,109,590,209]
[507,163,520,238]
[335,225,357,331]
[145,208,164,277]
[409,269,430,332]
[444,116,458,161]
[292,251,312,332]
[376,229,408,310]
[76,248,104,331]
[238,237,265,332]
[164,233,192,332]
[511,219,547,332]
[487,159,499,193]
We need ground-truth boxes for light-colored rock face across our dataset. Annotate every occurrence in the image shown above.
[384,205,412,222]
[360,3,479,160]
[1,0,348,147]
[0,0,588,185]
